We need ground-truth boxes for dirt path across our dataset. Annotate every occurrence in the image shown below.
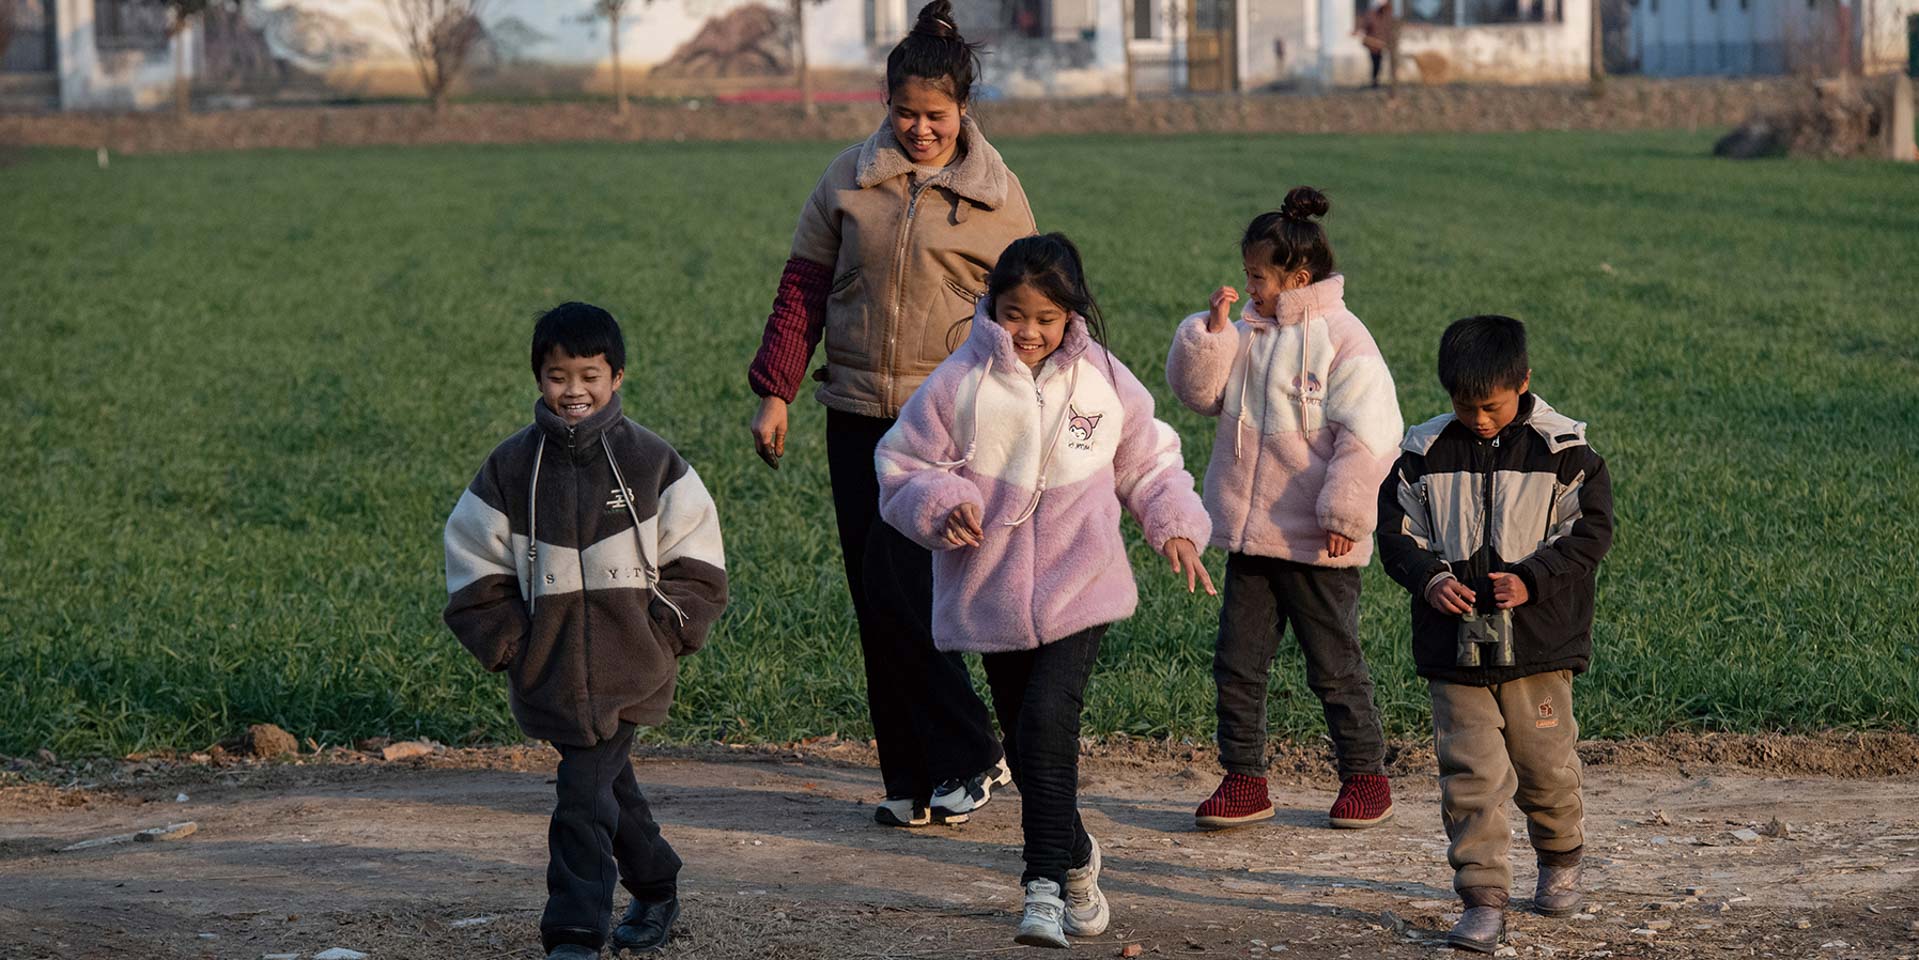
[2,744,1916,960]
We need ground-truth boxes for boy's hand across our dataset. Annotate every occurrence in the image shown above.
[1163,537,1217,596]
[1326,531,1355,558]
[750,395,788,470]
[1488,571,1530,609]
[1206,286,1240,333]
[943,503,984,548]
[1426,577,1476,615]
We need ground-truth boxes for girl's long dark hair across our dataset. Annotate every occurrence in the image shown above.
[944,233,1112,368]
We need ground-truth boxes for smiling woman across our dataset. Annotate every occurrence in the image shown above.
[743,0,1039,831]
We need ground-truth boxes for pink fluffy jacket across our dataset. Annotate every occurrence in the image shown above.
[876,304,1212,653]
[1164,274,1403,568]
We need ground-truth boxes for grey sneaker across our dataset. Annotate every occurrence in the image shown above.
[1445,906,1505,953]
[875,796,945,827]
[1533,859,1584,917]
[1062,835,1110,936]
[1014,878,1069,948]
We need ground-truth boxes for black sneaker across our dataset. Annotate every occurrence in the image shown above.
[875,795,941,827]
[929,757,1012,821]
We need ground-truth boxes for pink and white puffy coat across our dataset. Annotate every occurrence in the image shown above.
[876,302,1213,653]
[1164,274,1403,568]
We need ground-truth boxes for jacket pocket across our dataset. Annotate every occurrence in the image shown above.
[918,275,982,365]
[822,266,873,368]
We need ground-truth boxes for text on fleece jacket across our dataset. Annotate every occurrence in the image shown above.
[876,303,1212,654]
[443,395,728,747]
[1375,393,1614,686]
[1163,274,1403,567]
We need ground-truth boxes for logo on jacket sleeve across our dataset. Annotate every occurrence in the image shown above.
[1067,405,1103,449]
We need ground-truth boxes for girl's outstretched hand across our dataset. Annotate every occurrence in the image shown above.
[943,503,984,548]
[1207,286,1239,333]
[1163,537,1216,595]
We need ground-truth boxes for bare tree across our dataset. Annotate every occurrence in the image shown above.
[385,0,490,114]
[136,0,241,117]
[790,0,828,119]
[1589,0,1605,95]
[1119,0,1138,106]
[590,0,650,116]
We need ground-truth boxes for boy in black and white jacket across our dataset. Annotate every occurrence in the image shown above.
[1375,315,1613,954]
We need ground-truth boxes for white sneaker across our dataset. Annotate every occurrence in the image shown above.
[1014,878,1069,948]
[1062,834,1110,936]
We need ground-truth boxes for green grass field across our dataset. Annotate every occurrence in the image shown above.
[3,129,1916,758]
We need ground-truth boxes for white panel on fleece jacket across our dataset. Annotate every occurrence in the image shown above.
[875,303,1212,653]
[1164,274,1403,567]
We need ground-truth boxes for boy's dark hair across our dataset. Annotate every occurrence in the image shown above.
[886,0,985,108]
[980,232,1110,352]
[1241,186,1336,283]
[531,302,625,375]
[1437,315,1530,401]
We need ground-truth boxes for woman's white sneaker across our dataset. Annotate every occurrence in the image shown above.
[1062,835,1110,936]
[930,757,1013,820]
[1014,878,1069,948]
[874,796,942,827]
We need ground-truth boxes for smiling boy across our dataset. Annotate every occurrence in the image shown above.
[1375,315,1614,954]
[443,302,728,958]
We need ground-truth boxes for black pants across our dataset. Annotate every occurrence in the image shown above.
[542,722,681,951]
[982,625,1105,887]
[826,409,1001,801]
[1214,553,1386,780]
[1368,49,1384,86]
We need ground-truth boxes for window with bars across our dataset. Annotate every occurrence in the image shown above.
[93,0,170,51]
[1401,0,1561,25]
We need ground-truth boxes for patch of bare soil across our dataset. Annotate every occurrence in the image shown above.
[3,734,1917,960]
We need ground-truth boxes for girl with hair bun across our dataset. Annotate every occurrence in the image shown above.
[745,0,1036,830]
[1164,187,1407,835]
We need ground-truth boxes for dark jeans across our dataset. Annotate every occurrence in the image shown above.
[542,722,681,951]
[826,409,1001,801]
[1214,553,1386,780]
[1368,49,1384,86]
[982,625,1105,887]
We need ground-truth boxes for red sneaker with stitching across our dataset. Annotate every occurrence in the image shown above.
[1328,774,1394,828]
[1195,772,1274,830]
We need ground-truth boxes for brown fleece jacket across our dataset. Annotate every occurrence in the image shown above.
[443,395,728,747]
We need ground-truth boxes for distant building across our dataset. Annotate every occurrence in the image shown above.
[1623,0,1918,77]
[1,0,1903,112]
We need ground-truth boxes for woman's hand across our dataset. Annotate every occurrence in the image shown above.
[943,503,984,548]
[750,395,788,469]
[1163,537,1217,595]
[1207,287,1240,333]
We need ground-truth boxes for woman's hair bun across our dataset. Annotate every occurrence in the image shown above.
[1280,186,1330,222]
[912,0,960,39]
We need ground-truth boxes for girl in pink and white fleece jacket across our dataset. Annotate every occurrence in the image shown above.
[877,234,1212,949]
[1164,188,1405,835]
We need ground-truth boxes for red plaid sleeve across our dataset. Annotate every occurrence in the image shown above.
[748,257,832,403]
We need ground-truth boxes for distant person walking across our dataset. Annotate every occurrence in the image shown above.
[746,0,1037,829]
[1355,1,1395,89]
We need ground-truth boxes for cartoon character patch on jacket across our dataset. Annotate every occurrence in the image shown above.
[1067,405,1103,449]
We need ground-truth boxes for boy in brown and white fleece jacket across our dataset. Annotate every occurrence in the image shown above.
[444,303,727,959]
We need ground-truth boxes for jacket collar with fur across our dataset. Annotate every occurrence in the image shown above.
[856,115,1012,211]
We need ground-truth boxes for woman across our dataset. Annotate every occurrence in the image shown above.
[746,0,1037,828]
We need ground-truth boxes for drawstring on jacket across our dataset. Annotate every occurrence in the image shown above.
[931,347,1083,529]
[522,432,689,627]
[1230,287,1318,461]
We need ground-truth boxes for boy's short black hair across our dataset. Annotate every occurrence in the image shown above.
[531,302,625,375]
[1437,315,1529,401]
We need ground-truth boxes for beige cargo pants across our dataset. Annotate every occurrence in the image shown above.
[1429,670,1584,895]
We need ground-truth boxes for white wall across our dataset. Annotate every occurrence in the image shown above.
[54,0,198,110]
[1391,2,1593,85]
